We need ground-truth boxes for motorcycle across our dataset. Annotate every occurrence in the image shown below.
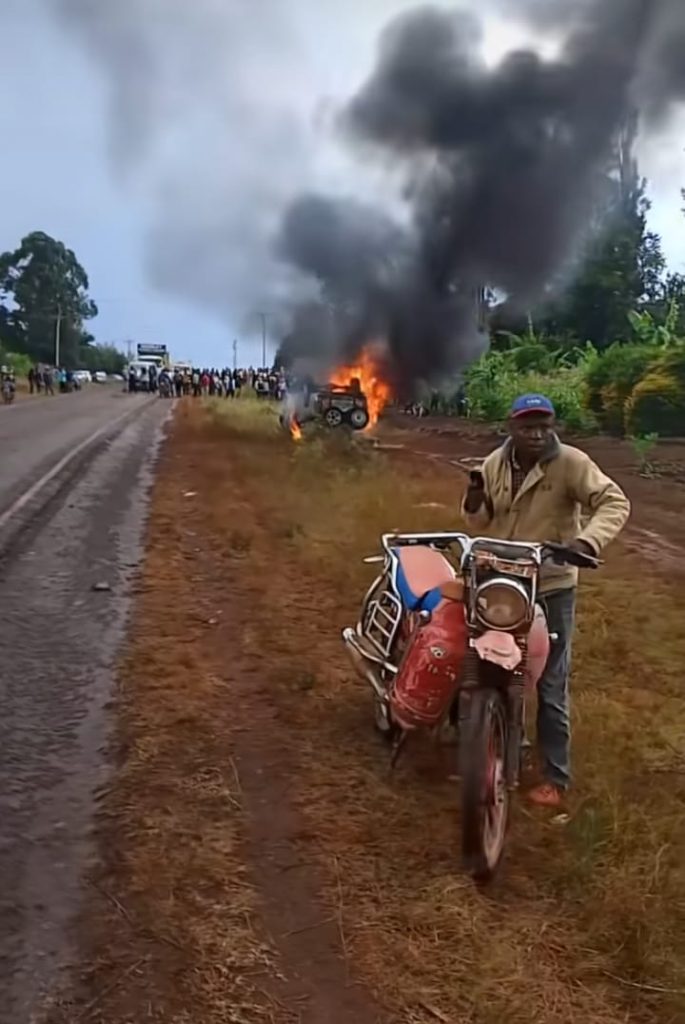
[342,531,599,880]
[2,377,16,405]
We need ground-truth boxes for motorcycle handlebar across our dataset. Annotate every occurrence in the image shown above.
[541,542,601,570]
[381,533,602,569]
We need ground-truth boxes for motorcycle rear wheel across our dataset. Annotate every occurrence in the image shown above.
[461,687,509,882]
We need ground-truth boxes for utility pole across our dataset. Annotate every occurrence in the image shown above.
[233,338,238,371]
[54,306,62,367]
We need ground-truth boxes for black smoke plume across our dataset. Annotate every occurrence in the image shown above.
[279,0,685,385]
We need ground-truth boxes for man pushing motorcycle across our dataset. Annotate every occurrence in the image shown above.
[462,394,631,807]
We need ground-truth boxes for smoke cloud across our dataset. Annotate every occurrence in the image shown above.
[44,0,685,381]
[279,0,685,383]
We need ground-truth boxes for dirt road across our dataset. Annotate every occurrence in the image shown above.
[0,393,171,1022]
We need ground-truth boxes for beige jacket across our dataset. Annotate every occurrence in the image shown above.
[461,437,631,593]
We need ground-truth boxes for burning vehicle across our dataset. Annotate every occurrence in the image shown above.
[281,345,391,440]
[280,380,368,436]
[315,379,370,430]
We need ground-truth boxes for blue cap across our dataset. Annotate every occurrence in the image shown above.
[510,393,555,418]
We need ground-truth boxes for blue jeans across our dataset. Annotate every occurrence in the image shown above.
[537,588,576,789]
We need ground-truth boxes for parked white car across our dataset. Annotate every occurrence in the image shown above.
[74,370,93,384]
[94,371,108,383]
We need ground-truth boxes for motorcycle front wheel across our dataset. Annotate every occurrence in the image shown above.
[461,687,509,882]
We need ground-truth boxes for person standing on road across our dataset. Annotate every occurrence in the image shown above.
[43,368,54,395]
[28,367,36,395]
[462,393,631,808]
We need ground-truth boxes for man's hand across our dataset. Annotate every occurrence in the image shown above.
[567,538,596,556]
[464,469,487,514]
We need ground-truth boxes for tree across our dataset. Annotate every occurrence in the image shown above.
[78,341,126,374]
[0,231,98,366]
[524,114,667,350]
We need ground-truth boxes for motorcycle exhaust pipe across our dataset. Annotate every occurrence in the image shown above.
[342,628,388,704]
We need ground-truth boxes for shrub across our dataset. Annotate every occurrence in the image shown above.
[584,343,656,435]
[630,432,659,475]
[524,366,597,432]
[626,372,683,436]
[495,333,559,372]
[464,350,520,420]
[626,349,685,437]
[465,349,597,431]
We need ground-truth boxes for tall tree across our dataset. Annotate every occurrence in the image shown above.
[0,231,98,365]
[544,188,665,347]
[534,114,666,348]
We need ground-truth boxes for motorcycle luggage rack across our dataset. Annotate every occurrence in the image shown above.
[363,588,402,661]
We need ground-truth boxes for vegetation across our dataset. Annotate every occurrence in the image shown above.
[0,230,125,372]
[456,147,685,437]
[465,336,599,432]
[462,318,685,436]
[630,432,659,475]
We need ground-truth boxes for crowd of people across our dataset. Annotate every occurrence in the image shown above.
[1,364,85,403]
[27,366,81,395]
[132,365,288,401]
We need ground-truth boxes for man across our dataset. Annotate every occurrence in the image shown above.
[462,394,631,807]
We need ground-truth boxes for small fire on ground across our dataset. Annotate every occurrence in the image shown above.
[290,419,303,442]
[329,344,392,429]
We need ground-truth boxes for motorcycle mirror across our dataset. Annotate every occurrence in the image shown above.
[363,555,385,564]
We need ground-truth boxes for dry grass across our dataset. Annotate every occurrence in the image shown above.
[202,398,685,1024]
[54,396,685,1024]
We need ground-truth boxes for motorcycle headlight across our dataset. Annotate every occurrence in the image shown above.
[475,579,530,631]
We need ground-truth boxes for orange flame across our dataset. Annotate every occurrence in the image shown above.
[329,344,392,429]
[290,419,303,442]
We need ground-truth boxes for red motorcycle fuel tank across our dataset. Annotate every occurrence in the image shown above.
[390,598,467,730]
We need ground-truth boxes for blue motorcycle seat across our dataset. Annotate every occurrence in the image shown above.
[395,560,444,613]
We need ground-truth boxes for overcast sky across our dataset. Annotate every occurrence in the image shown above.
[2,0,683,367]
